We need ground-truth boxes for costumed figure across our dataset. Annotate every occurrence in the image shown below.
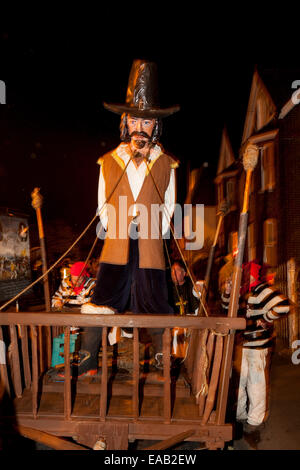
[52,261,96,311]
[170,260,203,361]
[60,60,180,377]
[170,261,203,316]
[221,260,290,439]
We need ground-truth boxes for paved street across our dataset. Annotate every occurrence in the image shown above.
[233,343,300,450]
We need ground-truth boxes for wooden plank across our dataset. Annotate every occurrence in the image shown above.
[100,327,108,421]
[132,327,139,420]
[30,326,38,418]
[9,325,22,398]
[216,265,243,425]
[201,335,223,425]
[144,429,196,450]
[215,332,235,424]
[63,327,71,420]
[38,325,43,373]
[198,330,215,416]
[14,415,232,442]
[0,326,10,396]
[163,328,171,424]
[42,378,190,397]
[192,329,208,397]
[287,258,298,348]
[74,422,129,450]
[184,329,198,382]
[0,312,246,330]
[20,325,31,389]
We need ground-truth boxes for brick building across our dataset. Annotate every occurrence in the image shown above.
[215,66,300,348]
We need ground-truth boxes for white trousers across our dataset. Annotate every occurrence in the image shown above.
[235,347,270,426]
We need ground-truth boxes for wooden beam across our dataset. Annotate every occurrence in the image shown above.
[144,429,196,450]
[0,312,246,330]
[15,425,89,450]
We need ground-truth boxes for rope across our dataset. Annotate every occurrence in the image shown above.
[210,328,228,337]
[0,214,98,311]
[144,158,209,317]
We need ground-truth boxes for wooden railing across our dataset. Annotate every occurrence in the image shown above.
[0,312,245,425]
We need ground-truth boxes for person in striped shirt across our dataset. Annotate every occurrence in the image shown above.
[52,261,96,310]
[220,261,290,433]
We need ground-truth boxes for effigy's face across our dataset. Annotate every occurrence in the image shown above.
[127,115,156,156]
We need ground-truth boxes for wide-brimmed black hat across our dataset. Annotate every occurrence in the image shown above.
[103,59,180,118]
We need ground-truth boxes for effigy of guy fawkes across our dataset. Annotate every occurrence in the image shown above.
[63,60,181,378]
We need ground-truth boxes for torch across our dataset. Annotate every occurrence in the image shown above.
[31,188,51,312]
[215,143,259,424]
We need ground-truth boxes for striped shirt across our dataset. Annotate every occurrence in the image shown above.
[52,276,96,308]
[221,282,290,349]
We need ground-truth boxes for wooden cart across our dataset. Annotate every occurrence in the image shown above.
[0,310,245,450]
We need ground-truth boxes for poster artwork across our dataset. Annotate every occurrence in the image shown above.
[0,216,31,282]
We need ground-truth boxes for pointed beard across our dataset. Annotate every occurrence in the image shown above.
[133,147,151,161]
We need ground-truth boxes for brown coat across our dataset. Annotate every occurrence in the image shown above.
[98,148,178,270]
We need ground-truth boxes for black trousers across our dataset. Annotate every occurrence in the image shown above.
[80,225,173,369]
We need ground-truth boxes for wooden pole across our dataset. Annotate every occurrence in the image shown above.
[204,202,228,293]
[30,325,39,419]
[216,143,259,425]
[31,188,52,370]
[63,327,71,420]
[100,327,108,421]
[31,188,51,312]
[163,328,171,424]
[133,327,139,420]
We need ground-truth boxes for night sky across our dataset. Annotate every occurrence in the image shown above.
[0,20,297,236]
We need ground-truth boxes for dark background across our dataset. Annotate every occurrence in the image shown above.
[0,17,298,253]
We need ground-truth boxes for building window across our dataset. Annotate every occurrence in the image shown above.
[261,142,275,191]
[263,218,277,267]
[248,223,256,262]
[226,178,236,209]
[217,182,224,209]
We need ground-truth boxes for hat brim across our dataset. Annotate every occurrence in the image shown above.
[103,102,180,118]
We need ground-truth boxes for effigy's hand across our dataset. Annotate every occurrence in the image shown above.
[194,280,205,297]
[52,299,63,309]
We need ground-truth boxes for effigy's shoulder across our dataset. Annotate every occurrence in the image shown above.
[160,149,180,169]
[96,148,117,166]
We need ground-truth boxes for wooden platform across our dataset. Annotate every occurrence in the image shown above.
[0,313,246,449]
[14,388,198,420]
[12,386,232,449]
[42,366,191,398]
